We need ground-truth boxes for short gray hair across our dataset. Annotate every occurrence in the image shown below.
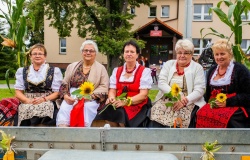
[80,40,99,54]
[175,39,194,54]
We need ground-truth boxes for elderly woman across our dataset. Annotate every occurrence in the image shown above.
[196,39,250,128]
[92,40,153,127]
[56,40,109,127]
[149,39,206,128]
[14,44,63,126]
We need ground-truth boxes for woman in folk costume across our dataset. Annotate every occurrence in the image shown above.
[14,44,63,126]
[92,40,153,127]
[56,40,109,127]
[196,39,250,128]
[148,39,206,128]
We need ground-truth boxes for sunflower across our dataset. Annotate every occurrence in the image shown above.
[171,83,181,97]
[79,82,94,96]
[216,93,227,103]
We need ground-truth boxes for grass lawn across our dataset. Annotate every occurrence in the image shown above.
[0,89,159,101]
[0,89,15,100]
[148,89,158,102]
[0,79,15,84]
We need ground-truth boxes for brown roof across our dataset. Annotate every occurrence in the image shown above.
[135,18,182,38]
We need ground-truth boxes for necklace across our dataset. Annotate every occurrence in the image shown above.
[176,62,190,75]
[126,65,136,74]
[83,66,91,69]
[218,67,226,76]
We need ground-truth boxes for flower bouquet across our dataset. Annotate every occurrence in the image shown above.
[163,83,182,107]
[71,81,94,100]
[201,140,222,160]
[0,130,15,160]
[208,89,227,109]
[70,81,94,127]
[98,92,130,115]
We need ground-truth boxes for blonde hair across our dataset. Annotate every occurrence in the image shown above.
[175,39,194,54]
[212,39,233,56]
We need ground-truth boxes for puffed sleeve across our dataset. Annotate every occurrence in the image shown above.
[14,67,25,90]
[51,67,63,92]
[139,68,153,89]
[109,67,118,89]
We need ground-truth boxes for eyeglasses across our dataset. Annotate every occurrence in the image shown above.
[177,51,192,55]
[31,53,45,56]
[82,49,96,54]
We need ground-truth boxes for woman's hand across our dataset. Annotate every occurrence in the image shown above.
[173,101,185,111]
[23,98,33,104]
[105,97,115,104]
[32,97,45,105]
[112,99,127,108]
[215,100,226,108]
[181,96,189,106]
[64,94,76,105]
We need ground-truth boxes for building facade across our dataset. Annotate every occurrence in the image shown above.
[44,0,250,68]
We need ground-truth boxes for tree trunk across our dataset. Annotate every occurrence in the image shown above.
[107,54,120,76]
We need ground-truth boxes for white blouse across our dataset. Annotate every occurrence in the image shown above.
[109,62,153,89]
[14,63,63,92]
[210,60,234,86]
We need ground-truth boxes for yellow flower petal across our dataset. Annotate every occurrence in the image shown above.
[216,93,227,103]
[171,83,181,97]
[79,81,94,96]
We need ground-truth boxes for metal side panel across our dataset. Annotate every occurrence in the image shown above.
[0,127,250,160]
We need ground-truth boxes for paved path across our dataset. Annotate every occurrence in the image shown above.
[0,84,159,90]
[0,84,14,89]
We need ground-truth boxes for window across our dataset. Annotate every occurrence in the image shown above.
[193,4,212,21]
[161,6,169,17]
[193,38,211,54]
[130,6,135,15]
[149,6,157,17]
[241,11,250,21]
[241,39,250,54]
[60,38,66,54]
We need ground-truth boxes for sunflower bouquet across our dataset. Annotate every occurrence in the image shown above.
[98,92,129,115]
[208,89,227,109]
[71,81,94,100]
[163,83,182,107]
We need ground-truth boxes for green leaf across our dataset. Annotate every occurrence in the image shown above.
[228,4,236,20]
[71,89,81,95]
[165,102,173,107]
[116,92,127,99]
[5,69,13,94]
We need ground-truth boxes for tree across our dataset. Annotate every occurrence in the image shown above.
[0,20,18,79]
[25,0,44,47]
[0,0,35,88]
[41,0,152,74]
[201,0,250,69]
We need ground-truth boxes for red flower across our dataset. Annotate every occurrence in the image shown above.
[211,89,221,98]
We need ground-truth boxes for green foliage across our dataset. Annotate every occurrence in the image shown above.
[0,0,35,67]
[25,0,44,47]
[201,0,250,69]
[42,0,152,73]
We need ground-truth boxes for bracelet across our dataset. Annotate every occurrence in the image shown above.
[43,97,47,102]
[127,97,132,106]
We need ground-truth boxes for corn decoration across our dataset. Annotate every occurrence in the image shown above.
[201,140,222,160]
[0,130,15,160]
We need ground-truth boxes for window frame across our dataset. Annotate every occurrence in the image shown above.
[241,11,250,21]
[59,38,67,55]
[241,39,250,54]
[193,38,212,55]
[161,5,169,18]
[149,6,157,17]
[193,4,213,21]
[130,6,135,15]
